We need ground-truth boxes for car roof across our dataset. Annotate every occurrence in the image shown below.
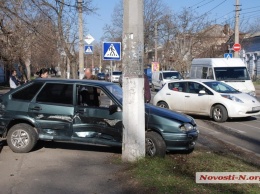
[165,79,216,84]
[32,78,115,87]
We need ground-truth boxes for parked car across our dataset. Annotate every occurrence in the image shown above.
[111,71,122,83]
[97,72,106,80]
[0,78,198,157]
[190,58,255,96]
[152,71,183,91]
[153,79,260,122]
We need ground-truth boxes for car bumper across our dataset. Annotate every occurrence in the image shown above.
[163,129,199,151]
[226,103,260,118]
[112,79,119,83]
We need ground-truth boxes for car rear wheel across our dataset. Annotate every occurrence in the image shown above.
[145,131,166,157]
[7,124,38,153]
[212,105,228,122]
[157,101,169,109]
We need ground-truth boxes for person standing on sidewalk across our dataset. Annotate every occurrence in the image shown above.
[9,70,20,89]
[83,68,97,80]
[144,73,151,103]
[38,68,49,78]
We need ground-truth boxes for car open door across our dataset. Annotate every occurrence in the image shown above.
[73,85,122,147]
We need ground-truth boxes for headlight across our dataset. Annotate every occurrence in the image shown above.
[248,91,256,97]
[221,94,243,103]
[180,123,194,132]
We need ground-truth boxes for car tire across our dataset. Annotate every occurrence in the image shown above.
[157,101,169,109]
[145,131,166,157]
[7,124,38,153]
[212,105,228,122]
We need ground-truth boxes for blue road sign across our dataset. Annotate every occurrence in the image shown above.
[103,42,121,61]
[224,53,233,59]
[85,45,93,54]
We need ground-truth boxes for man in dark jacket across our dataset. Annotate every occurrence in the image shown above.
[144,74,151,103]
[83,68,97,80]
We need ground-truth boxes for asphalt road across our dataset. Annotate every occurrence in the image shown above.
[0,142,128,194]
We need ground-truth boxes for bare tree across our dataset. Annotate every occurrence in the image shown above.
[0,0,97,80]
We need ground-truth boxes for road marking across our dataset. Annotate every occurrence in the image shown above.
[235,122,260,130]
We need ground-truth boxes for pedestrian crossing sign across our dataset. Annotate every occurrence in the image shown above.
[85,45,93,54]
[103,42,121,61]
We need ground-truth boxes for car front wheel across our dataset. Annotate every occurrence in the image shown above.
[212,105,228,122]
[7,124,38,153]
[157,101,169,109]
[146,131,166,157]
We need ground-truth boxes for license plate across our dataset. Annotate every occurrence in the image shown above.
[252,106,260,111]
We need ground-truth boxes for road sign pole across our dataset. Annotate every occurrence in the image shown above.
[110,61,112,82]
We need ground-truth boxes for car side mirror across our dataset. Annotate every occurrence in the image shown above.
[199,90,206,95]
[109,104,121,115]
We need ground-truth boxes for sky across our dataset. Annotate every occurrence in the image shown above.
[85,0,260,42]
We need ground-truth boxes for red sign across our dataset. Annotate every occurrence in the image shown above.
[233,43,241,52]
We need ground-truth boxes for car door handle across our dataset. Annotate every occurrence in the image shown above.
[185,96,190,98]
[30,106,42,111]
[166,93,171,95]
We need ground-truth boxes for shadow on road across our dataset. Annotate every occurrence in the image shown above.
[35,140,122,154]
[0,140,122,154]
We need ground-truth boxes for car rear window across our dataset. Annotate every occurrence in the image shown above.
[12,82,44,101]
[36,83,73,105]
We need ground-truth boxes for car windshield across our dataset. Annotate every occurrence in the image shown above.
[112,72,122,75]
[214,67,250,80]
[98,73,105,76]
[203,81,240,93]
[163,72,183,79]
[105,84,123,102]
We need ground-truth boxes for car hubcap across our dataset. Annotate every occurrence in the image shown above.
[213,108,222,120]
[11,130,29,149]
[146,138,156,156]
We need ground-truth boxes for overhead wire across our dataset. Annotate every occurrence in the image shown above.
[188,0,208,8]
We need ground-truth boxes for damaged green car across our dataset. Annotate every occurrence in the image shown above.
[0,79,198,157]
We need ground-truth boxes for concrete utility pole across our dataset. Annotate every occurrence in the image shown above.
[234,0,240,58]
[122,0,145,162]
[78,0,85,79]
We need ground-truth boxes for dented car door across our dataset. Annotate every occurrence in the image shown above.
[72,85,122,147]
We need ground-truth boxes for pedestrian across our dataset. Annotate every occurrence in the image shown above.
[9,69,20,89]
[38,68,49,78]
[144,73,151,103]
[83,67,97,80]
